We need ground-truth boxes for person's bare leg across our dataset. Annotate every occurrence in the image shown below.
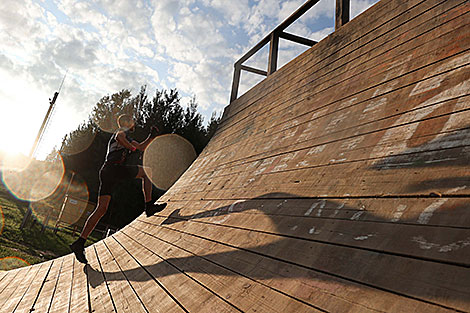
[70,195,111,264]
[136,166,167,216]
[80,195,111,239]
[136,166,152,202]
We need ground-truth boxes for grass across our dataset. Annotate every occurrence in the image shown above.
[0,184,101,271]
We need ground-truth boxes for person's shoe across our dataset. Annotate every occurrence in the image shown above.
[70,240,88,264]
[146,203,167,217]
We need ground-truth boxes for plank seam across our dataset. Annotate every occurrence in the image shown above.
[85,262,92,313]
[67,257,74,313]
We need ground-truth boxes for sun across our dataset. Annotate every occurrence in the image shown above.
[0,131,34,157]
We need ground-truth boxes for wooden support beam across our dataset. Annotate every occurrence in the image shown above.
[268,32,279,75]
[230,63,242,103]
[280,31,317,47]
[240,65,268,77]
[276,0,322,32]
[335,0,350,29]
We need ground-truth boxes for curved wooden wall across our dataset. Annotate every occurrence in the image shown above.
[1,0,469,312]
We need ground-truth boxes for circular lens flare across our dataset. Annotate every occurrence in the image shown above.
[57,175,91,227]
[143,134,197,190]
[61,130,96,155]
[30,173,90,228]
[92,108,135,134]
[1,153,65,201]
[0,257,30,271]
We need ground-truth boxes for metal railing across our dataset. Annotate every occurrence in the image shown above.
[230,0,350,102]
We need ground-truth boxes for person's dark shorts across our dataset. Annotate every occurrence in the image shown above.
[98,163,139,196]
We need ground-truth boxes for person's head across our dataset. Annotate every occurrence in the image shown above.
[117,114,135,132]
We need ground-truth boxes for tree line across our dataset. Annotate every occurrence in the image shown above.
[56,86,220,229]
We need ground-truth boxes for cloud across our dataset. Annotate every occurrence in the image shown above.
[351,0,380,18]
[0,0,381,157]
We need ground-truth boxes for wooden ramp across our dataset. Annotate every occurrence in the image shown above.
[1,0,470,311]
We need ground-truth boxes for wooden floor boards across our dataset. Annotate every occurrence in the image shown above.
[1,0,469,312]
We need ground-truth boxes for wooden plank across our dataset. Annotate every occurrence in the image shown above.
[139,215,470,312]
[118,226,319,313]
[0,266,34,307]
[131,219,454,312]
[158,199,470,266]
[156,197,470,228]
[102,234,186,313]
[48,255,75,313]
[0,271,7,283]
[69,251,91,312]
[267,32,279,75]
[17,258,62,313]
[93,240,148,312]
[279,32,317,47]
[0,268,22,297]
[240,65,268,77]
[86,242,116,313]
[1,262,48,313]
[230,64,241,103]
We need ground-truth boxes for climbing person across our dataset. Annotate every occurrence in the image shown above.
[70,114,167,264]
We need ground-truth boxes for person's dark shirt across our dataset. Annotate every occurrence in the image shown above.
[104,129,133,165]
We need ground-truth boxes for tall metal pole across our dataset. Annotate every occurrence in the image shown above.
[29,92,58,158]
[29,71,67,158]
[21,71,67,229]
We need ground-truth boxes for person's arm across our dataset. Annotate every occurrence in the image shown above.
[115,131,138,151]
[131,126,160,151]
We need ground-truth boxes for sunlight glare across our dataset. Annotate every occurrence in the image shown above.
[1,152,65,201]
[143,134,197,190]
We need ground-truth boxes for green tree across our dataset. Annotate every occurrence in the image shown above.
[57,86,220,230]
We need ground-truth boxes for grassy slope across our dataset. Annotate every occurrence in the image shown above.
[0,184,100,270]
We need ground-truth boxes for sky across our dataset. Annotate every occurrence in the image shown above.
[0,0,379,159]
